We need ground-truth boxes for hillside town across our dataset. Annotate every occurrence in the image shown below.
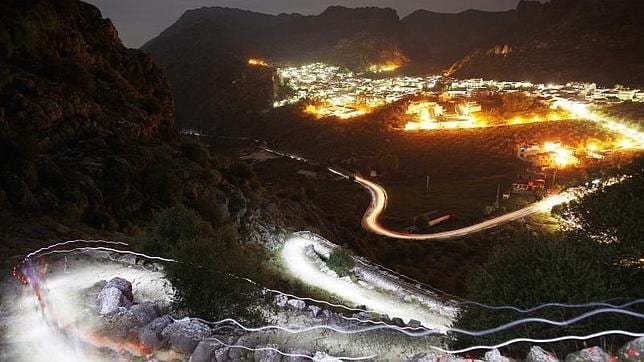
[274,62,644,120]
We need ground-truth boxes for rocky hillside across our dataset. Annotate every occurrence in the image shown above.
[448,0,644,86]
[0,0,333,267]
[400,8,517,73]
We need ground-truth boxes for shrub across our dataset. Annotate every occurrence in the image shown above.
[327,247,354,277]
[144,206,266,325]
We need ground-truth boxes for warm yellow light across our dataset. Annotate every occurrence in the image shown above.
[368,62,401,73]
[542,142,578,167]
[305,104,317,114]
[618,139,635,149]
[248,58,269,66]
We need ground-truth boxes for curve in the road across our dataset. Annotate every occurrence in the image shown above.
[354,175,573,241]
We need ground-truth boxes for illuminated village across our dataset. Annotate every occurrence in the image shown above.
[273,62,644,128]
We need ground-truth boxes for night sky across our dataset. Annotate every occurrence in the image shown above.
[86,0,536,48]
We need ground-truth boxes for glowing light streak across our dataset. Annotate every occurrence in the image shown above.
[431,330,644,354]
[205,335,377,361]
[354,256,643,313]
[187,307,644,338]
[281,235,452,329]
[248,58,269,66]
[13,241,644,358]
[552,98,644,148]
[354,174,626,240]
[39,246,178,263]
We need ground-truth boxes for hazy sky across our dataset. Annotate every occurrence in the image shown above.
[87,0,529,48]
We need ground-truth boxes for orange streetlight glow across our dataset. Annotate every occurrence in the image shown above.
[248,58,269,66]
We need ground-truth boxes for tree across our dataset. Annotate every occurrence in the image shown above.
[144,206,267,324]
[451,234,642,358]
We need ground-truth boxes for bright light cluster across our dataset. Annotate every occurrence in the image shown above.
[248,58,269,66]
[367,62,401,73]
[404,101,482,130]
[543,142,579,168]
[275,63,439,119]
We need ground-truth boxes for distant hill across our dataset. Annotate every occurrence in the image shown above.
[142,0,644,131]
[448,0,644,86]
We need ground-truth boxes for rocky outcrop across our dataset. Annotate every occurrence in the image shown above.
[619,337,644,362]
[0,0,272,243]
[526,346,560,362]
[565,346,609,362]
[97,277,134,315]
[90,277,643,361]
[161,319,212,354]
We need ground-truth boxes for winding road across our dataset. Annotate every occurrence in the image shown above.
[354,175,572,240]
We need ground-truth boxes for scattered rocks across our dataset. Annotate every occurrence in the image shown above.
[526,346,560,362]
[308,305,322,318]
[254,344,281,362]
[485,349,511,362]
[391,317,406,327]
[565,346,609,362]
[407,319,422,329]
[287,299,306,310]
[97,279,133,315]
[139,315,174,349]
[161,319,212,354]
[101,301,161,338]
[105,277,134,301]
[618,337,644,362]
[190,340,224,362]
[214,346,231,362]
[274,294,288,308]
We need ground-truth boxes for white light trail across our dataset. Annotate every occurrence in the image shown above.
[281,235,453,329]
[431,330,644,354]
[190,307,644,338]
[204,336,377,361]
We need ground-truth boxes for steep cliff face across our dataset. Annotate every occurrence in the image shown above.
[448,0,644,86]
[400,8,517,72]
[0,0,263,233]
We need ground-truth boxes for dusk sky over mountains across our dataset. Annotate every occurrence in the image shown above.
[87,0,534,47]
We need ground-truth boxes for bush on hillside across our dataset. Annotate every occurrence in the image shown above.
[451,233,642,358]
[327,247,354,277]
[145,205,267,324]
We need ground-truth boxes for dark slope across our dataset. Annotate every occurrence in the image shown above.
[0,0,275,238]
[400,9,517,73]
[448,0,644,86]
